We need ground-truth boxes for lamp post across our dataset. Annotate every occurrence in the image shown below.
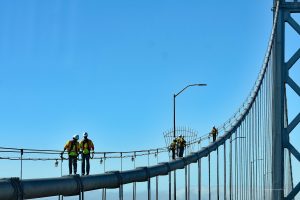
[173,83,207,138]
[172,83,206,200]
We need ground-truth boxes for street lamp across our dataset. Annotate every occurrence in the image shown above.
[173,83,207,138]
[230,136,246,143]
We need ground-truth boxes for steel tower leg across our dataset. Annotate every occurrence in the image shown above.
[273,0,300,199]
[272,0,285,199]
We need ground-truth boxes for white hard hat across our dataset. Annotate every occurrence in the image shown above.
[83,132,88,137]
[73,134,79,140]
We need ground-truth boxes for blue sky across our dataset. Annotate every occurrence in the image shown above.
[0,0,299,198]
[0,0,273,149]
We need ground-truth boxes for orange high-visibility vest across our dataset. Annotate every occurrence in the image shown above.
[80,139,94,155]
[64,140,80,156]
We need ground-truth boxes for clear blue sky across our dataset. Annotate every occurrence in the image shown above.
[0,0,299,198]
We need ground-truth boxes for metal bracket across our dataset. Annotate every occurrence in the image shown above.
[8,177,23,200]
[73,175,84,200]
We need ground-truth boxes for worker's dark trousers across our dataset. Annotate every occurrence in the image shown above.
[68,155,77,175]
[179,147,184,157]
[81,154,90,175]
[213,134,216,142]
[171,149,176,160]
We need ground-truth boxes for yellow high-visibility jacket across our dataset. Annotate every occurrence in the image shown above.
[169,142,176,150]
[64,140,80,156]
[177,138,186,148]
[80,139,95,155]
[211,128,218,136]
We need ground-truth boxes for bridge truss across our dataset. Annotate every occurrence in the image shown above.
[272,0,300,199]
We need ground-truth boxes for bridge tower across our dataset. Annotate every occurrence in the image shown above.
[272,0,300,199]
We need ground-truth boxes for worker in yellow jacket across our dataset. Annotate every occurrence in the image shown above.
[62,134,80,175]
[210,126,218,142]
[169,139,177,160]
[80,132,94,175]
[177,135,186,158]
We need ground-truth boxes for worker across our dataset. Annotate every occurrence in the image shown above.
[175,135,182,156]
[177,135,186,158]
[169,139,177,160]
[62,134,80,175]
[80,132,95,176]
[210,126,218,142]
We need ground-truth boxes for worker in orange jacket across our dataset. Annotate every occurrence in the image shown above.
[210,126,218,142]
[177,135,186,158]
[80,132,94,175]
[169,139,177,160]
[62,134,80,175]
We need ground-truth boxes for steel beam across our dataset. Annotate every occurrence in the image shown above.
[272,0,285,199]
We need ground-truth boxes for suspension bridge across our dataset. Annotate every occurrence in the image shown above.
[0,0,300,199]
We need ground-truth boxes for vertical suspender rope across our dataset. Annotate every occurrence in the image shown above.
[185,165,188,200]
[133,152,136,200]
[235,131,237,200]
[239,123,241,200]
[263,84,267,200]
[169,171,172,200]
[156,175,158,200]
[120,153,123,172]
[244,119,247,200]
[174,170,177,200]
[217,147,219,200]
[198,158,201,200]
[120,152,123,200]
[102,153,106,200]
[261,80,264,200]
[264,61,267,200]
[240,122,243,200]
[250,161,253,200]
[224,142,226,200]
[247,116,250,200]
[258,92,261,200]
[60,154,64,200]
[241,123,243,200]
[20,149,23,180]
[148,177,151,200]
[252,107,255,200]
[156,149,159,200]
[148,150,150,167]
[244,120,246,199]
[208,153,211,200]
[119,181,123,200]
[253,102,256,200]
[255,101,258,200]
[264,72,268,200]
[188,164,191,200]
[230,136,232,200]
